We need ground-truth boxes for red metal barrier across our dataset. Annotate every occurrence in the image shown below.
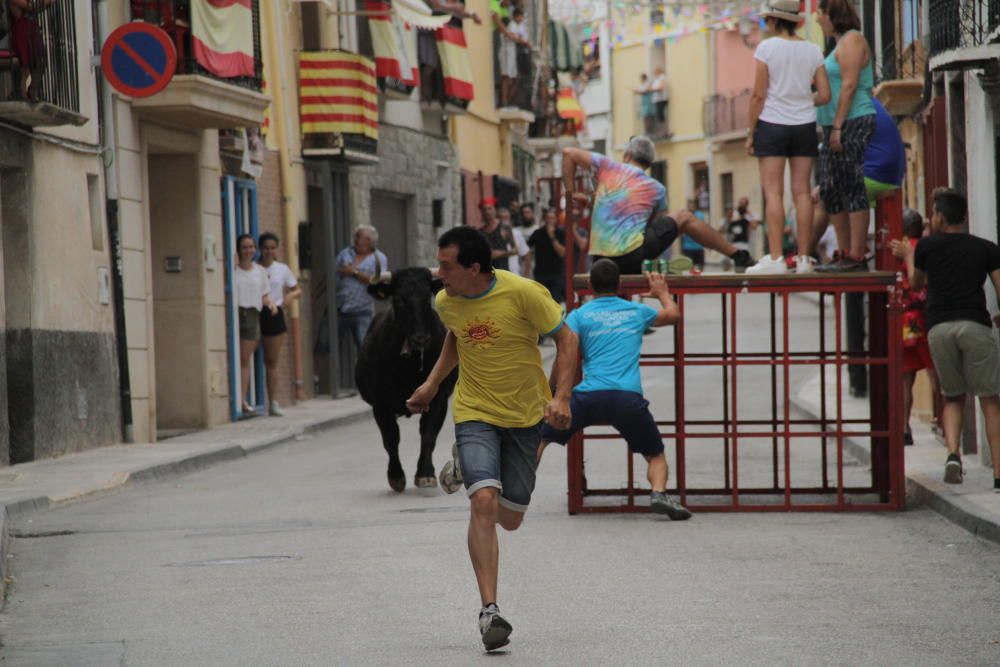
[563,194,906,514]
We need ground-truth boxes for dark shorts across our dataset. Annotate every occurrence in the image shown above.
[260,306,288,337]
[535,274,565,303]
[594,215,679,275]
[456,421,543,512]
[540,390,664,457]
[753,119,819,158]
[238,307,260,342]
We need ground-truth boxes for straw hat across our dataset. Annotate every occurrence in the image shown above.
[760,0,803,22]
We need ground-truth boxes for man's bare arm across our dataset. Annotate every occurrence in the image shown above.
[562,148,593,197]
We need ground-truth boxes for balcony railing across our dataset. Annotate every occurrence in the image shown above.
[0,0,81,121]
[928,0,1000,58]
[634,92,670,140]
[703,90,750,139]
[130,0,262,91]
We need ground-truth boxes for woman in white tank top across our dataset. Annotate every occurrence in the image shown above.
[745,0,831,275]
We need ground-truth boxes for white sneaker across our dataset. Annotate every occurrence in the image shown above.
[269,401,284,417]
[745,254,787,275]
[795,255,815,274]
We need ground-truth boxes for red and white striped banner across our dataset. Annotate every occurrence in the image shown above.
[190,0,255,79]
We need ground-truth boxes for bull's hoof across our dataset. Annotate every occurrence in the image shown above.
[388,475,406,493]
[415,475,438,489]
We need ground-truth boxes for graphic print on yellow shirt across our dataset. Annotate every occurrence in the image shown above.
[436,271,564,428]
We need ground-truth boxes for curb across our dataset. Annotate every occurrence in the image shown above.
[791,393,1000,547]
[0,405,373,601]
[905,473,1000,546]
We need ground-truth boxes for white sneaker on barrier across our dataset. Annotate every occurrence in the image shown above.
[746,254,787,275]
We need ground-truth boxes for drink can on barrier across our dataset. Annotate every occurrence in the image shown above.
[657,258,669,275]
[641,259,655,273]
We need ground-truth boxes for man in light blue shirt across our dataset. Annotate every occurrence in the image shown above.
[539,259,691,519]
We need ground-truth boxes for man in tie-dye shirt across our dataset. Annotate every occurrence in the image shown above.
[562,137,754,274]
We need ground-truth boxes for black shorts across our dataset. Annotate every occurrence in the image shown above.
[260,306,287,337]
[753,119,819,158]
[540,390,664,457]
[593,215,679,275]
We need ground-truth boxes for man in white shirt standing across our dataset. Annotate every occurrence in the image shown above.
[650,67,669,135]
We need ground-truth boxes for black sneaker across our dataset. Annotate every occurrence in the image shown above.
[904,432,914,446]
[650,491,692,520]
[944,453,963,484]
[479,604,512,652]
[731,249,754,274]
[816,256,869,273]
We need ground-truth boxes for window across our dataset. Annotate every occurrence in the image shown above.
[721,173,734,212]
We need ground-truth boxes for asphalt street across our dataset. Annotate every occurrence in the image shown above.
[2,291,999,666]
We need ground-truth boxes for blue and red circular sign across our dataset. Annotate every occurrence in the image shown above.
[101,23,177,98]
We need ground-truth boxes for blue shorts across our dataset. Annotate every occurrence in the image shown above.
[455,420,543,513]
[540,390,663,457]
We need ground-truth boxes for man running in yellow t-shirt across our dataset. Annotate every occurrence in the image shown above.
[407,226,578,652]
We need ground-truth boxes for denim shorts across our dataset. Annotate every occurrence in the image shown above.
[455,420,543,513]
[540,390,664,457]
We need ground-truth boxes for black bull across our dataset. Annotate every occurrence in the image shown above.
[355,267,457,492]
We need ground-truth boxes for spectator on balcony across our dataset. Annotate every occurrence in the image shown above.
[745,0,831,276]
[635,73,656,136]
[9,0,54,102]
[650,66,669,133]
[814,0,877,273]
[496,5,531,110]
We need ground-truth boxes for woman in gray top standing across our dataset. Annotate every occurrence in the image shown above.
[814,0,877,273]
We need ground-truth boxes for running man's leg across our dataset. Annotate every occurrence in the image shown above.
[496,423,545,531]
[455,422,505,606]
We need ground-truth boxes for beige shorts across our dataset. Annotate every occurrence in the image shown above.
[927,320,1000,397]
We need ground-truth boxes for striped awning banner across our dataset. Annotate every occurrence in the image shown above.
[299,51,379,141]
[436,25,474,101]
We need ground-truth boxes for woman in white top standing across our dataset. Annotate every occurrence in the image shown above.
[745,0,831,274]
[235,233,277,416]
[258,232,302,417]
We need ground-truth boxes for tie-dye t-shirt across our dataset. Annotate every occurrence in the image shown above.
[589,153,668,257]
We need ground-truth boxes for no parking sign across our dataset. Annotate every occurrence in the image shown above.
[101,23,177,98]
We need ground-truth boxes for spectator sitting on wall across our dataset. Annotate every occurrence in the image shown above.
[9,0,55,102]
[335,225,388,354]
[891,189,1000,491]
[496,5,531,110]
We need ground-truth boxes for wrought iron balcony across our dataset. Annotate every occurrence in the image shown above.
[703,90,750,141]
[129,0,268,128]
[876,40,926,116]
[0,0,85,127]
[928,0,1000,69]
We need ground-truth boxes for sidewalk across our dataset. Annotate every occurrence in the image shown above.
[794,372,1000,545]
[0,397,372,595]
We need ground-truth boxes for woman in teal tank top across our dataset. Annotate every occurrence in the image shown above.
[814,0,877,273]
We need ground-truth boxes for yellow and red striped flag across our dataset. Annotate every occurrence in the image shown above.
[436,25,474,101]
[299,51,378,141]
[557,88,585,131]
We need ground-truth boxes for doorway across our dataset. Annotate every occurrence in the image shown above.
[221,176,264,420]
[371,192,410,271]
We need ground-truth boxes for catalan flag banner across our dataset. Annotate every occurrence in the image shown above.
[436,25,474,101]
[557,88,585,132]
[191,0,256,79]
[299,51,379,141]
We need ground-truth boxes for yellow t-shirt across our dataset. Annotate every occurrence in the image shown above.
[436,270,564,428]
